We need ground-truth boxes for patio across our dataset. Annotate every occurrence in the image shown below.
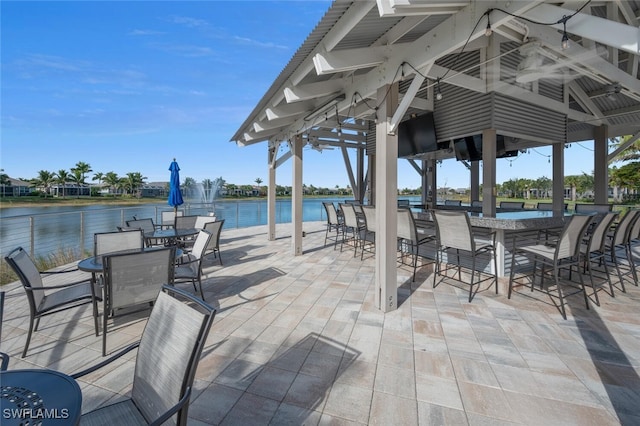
[2,221,640,425]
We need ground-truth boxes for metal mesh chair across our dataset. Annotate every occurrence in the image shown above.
[174,230,213,300]
[605,209,640,291]
[339,203,364,257]
[580,211,619,304]
[360,205,376,260]
[72,285,216,426]
[202,220,225,265]
[94,229,144,257]
[322,202,342,248]
[126,218,162,247]
[509,213,595,319]
[4,247,100,357]
[432,210,497,300]
[161,209,184,229]
[398,208,436,281]
[102,247,175,356]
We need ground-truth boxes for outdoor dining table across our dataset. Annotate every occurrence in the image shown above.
[145,227,199,247]
[0,369,82,425]
[78,247,183,274]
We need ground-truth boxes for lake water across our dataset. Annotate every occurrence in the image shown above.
[0,196,422,258]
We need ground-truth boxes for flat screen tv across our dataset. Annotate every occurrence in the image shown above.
[453,134,517,161]
[398,113,437,158]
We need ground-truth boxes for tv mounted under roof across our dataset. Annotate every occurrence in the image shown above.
[398,113,438,158]
[453,134,518,161]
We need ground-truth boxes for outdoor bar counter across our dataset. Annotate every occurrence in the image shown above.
[417,209,570,277]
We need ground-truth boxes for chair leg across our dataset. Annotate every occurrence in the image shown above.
[585,257,600,306]
[576,261,590,310]
[433,245,440,289]
[611,249,627,293]
[92,299,100,337]
[197,278,205,301]
[601,253,615,297]
[103,306,108,357]
[22,316,36,357]
[553,266,567,320]
[493,248,498,294]
[469,254,476,302]
[508,250,517,299]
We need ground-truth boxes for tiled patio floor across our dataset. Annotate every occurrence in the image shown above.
[2,221,640,425]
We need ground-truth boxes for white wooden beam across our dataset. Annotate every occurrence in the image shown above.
[284,80,343,103]
[389,68,427,134]
[608,131,640,162]
[313,45,393,75]
[266,101,314,120]
[568,82,605,122]
[522,3,640,55]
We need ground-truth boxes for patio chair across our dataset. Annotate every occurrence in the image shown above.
[175,215,199,230]
[398,208,436,281]
[575,203,613,214]
[508,213,595,319]
[605,209,640,291]
[94,229,144,257]
[339,203,364,257]
[203,219,225,265]
[499,201,525,210]
[194,215,216,230]
[174,215,200,247]
[4,247,100,358]
[161,209,184,229]
[360,205,376,260]
[580,211,619,304]
[126,218,162,247]
[322,202,342,248]
[71,285,216,426]
[101,247,175,356]
[432,210,497,301]
[536,202,568,211]
[174,230,213,300]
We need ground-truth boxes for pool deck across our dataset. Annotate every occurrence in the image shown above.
[2,221,640,425]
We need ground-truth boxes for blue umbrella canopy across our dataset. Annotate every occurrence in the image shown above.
[168,159,184,210]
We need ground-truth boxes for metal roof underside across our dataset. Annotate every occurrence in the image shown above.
[231,0,640,159]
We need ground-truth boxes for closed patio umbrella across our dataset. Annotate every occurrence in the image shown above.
[168,158,184,215]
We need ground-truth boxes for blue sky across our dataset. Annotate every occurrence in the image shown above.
[1,1,600,190]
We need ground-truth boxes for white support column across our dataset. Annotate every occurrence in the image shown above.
[268,145,276,241]
[552,142,565,214]
[594,125,609,204]
[470,162,480,204]
[357,146,364,203]
[482,129,497,217]
[375,83,399,312]
[292,135,303,255]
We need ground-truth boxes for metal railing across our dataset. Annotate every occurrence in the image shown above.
[0,200,333,260]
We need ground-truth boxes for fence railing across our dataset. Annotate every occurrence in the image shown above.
[0,200,333,260]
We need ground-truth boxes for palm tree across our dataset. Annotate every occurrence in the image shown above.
[32,170,56,197]
[71,162,92,196]
[56,169,69,198]
[255,177,263,185]
[124,172,147,197]
[92,172,104,186]
[103,172,120,195]
[69,169,84,197]
[0,169,11,196]
[564,175,580,202]
[183,177,196,199]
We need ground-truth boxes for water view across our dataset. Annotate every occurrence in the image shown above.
[2,197,425,258]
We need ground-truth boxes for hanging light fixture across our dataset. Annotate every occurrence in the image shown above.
[435,78,443,101]
[560,15,570,49]
[485,11,492,37]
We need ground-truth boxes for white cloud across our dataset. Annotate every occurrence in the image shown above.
[128,29,165,36]
[233,36,288,50]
